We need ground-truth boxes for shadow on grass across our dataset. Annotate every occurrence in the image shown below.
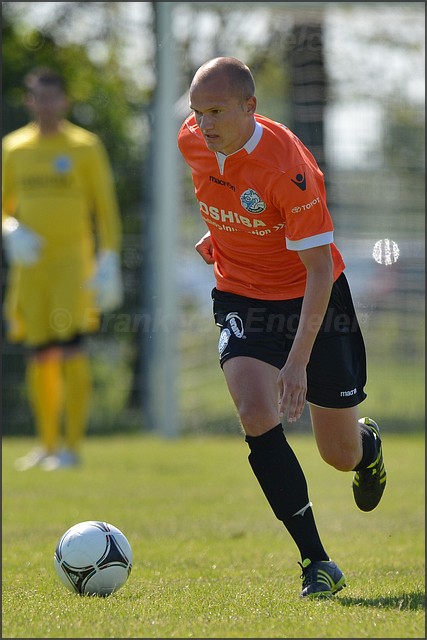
[338,591,425,611]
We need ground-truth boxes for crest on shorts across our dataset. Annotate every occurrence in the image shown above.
[240,188,266,214]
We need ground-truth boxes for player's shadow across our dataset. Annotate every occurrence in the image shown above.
[338,591,425,611]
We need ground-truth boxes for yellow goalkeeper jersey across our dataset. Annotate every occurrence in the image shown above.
[2,120,122,345]
[2,120,121,252]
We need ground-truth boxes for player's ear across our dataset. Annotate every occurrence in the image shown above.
[246,96,257,115]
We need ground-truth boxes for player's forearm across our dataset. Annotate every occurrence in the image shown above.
[90,143,122,252]
[95,207,122,253]
[287,266,333,367]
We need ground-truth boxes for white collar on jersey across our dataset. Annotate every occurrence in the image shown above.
[244,120,263,154]
[216,121,263,169]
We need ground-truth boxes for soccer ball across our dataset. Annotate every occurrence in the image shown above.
[53,521,132,596]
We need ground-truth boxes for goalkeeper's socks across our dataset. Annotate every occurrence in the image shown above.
[63,351,92,451]
[26,354,63,454]
[246,424,329,562]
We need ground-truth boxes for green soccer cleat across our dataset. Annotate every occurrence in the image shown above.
[299,558,346,598]
[353,417,387,512]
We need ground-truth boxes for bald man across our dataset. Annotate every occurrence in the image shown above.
[178,57,386,598]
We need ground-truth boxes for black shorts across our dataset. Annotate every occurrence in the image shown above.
[212,272,367,409]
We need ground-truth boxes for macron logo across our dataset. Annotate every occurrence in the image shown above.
[340,388,357,397]
[291,172,307,191]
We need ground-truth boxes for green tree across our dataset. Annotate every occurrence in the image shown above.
[2,6,152,433]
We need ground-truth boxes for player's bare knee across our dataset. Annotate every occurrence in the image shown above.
[238,404,279,436]
[320,449,359,472]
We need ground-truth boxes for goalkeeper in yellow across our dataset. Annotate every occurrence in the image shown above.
[2,68,123,470]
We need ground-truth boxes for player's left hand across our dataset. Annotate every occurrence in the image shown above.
[87,250,124,312]
[277,361,307,423]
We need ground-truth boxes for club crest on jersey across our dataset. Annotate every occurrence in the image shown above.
[240,189,266,214]
[54,155,72,173]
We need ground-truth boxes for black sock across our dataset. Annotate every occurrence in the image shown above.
[353,422,380,471]
[245,424,329,562]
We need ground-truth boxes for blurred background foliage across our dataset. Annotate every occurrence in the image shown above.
[2,2,425,437]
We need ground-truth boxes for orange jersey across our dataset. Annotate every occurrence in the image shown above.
[178,113,345,300]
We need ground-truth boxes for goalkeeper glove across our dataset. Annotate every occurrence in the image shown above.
[87,250,124,312]
[2,217,44,266]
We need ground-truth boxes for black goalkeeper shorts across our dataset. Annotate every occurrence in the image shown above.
[211,272,367,409]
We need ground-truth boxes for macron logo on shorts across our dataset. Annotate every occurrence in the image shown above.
[340,388,357,397]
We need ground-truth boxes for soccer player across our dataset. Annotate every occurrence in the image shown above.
[2,67,123,471]
[177,57,387,597]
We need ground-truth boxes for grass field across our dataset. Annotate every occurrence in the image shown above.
[2,433,425,639]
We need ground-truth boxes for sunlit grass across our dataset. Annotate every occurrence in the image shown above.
[2,433,425,638]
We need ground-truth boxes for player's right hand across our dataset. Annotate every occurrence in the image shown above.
[195,232,215,264]
[2,217,44,266]
[277,360,307,423]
